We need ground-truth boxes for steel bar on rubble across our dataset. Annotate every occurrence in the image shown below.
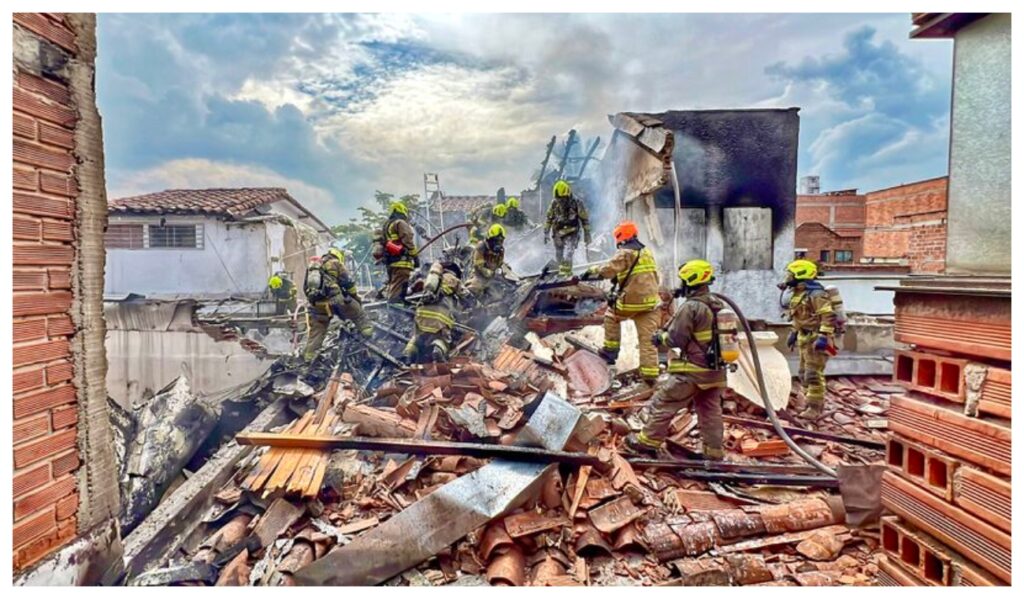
[236,433,604,467]
[666,470,839,488]
[628,457,823,475]
[370,320,408,342]
[722,415,885,450]
[355,337,405,368]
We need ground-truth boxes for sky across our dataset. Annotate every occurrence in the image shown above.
[96,13,954,225]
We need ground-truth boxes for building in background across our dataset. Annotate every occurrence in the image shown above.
[795,177,948,274]
[863,177,948,274]
[795,189,867,267]
[13,13,122,581]
[105,188,333,299]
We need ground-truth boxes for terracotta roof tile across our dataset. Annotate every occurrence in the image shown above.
[108,188,293,218]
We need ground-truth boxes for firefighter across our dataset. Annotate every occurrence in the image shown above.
[267,271,297,315]
[544,179,591,276]
[373,201,418,302]
[625,259,727,459]
[302,246,373,362]
[783,259,838,420]
[403,260,470,364]
[583,221,661,383]
[468,202,507,243]
[503,197,529,229]
[466,223,507,305]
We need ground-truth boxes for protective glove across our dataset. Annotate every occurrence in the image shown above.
[651,330,669,347]
[813,334,830,352]
[583,230,592,245]
[786,330,798,351]
[543,230,550,245]
[581,267,599,281]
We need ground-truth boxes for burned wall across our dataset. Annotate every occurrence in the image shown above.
[13,12,122,581]
[604,109,799,321]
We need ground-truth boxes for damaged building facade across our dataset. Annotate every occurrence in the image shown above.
[102,188,333,408]
[598,109,799,321]
[12,13,122,581]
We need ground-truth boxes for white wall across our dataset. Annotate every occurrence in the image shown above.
[946,14,1012,275]
[105,214,271,298]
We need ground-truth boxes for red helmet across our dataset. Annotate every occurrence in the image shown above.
[613,221,639,244]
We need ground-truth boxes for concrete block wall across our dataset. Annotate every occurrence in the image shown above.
[12,13,122,580]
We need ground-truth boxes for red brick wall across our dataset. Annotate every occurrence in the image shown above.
[794,222,862,265]
[796,192,867,235]
[863,177,948,273]
[12,13,83,571]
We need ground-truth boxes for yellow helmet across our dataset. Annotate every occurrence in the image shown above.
[492,204,508,218]
[390,201,409,217]
[553,179,571,198]
[678,259,715,287]
[328,247,345,262]
[487,223,507,239]
[786,259,818,281]
[505,197,520,209]
[268,275,283,289]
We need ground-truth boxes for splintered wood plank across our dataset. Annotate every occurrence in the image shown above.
[244,412,312,490]
[288,414,337,494]
[262,413,317,494]
[304,457,329,498]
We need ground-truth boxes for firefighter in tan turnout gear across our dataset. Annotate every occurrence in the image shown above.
[583,221,661,384]
[403,260,471,364]
[783,259,839,421]
[373,201,418,302]
[625,259,731,459]
[544,179,591,276]
[302,246,373,362]
[465,224,507,305]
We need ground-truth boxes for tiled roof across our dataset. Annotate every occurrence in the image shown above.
[108,188,293,218]
[438,195,495,212]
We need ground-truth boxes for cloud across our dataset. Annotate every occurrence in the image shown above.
[765,25,952,191]
[96,13,953,226]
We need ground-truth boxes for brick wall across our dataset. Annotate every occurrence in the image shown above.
[13,13,120,578]
[863,177,948,273]
[794,222,862,265]
[796,192,867,236]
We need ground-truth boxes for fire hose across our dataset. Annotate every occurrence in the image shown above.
[712,292,838,479]
[418,223,473,253]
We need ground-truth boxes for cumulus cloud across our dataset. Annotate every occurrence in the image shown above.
[766,25,951,191]
[96,13,953,225]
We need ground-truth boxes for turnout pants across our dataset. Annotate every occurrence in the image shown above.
[466,275,502,305]
[403,329,452,363]
[642,373,724,453]
[303,298,371,362]
[602,307,660,381]
[384,265,412,301]
[797,332,829,408]
[553,232,579,276]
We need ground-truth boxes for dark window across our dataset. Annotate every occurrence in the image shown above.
[106,224,145,249]
[820,250,830,263]
[148,224,203,249]
[835,250,853,263]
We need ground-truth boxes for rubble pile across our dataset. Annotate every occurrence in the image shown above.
[129,333,893,586]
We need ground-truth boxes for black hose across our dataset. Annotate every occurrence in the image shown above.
[712,292,838,478]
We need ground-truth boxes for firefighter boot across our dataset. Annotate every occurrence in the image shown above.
[702,443,725,460]
[624,431,662,456]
